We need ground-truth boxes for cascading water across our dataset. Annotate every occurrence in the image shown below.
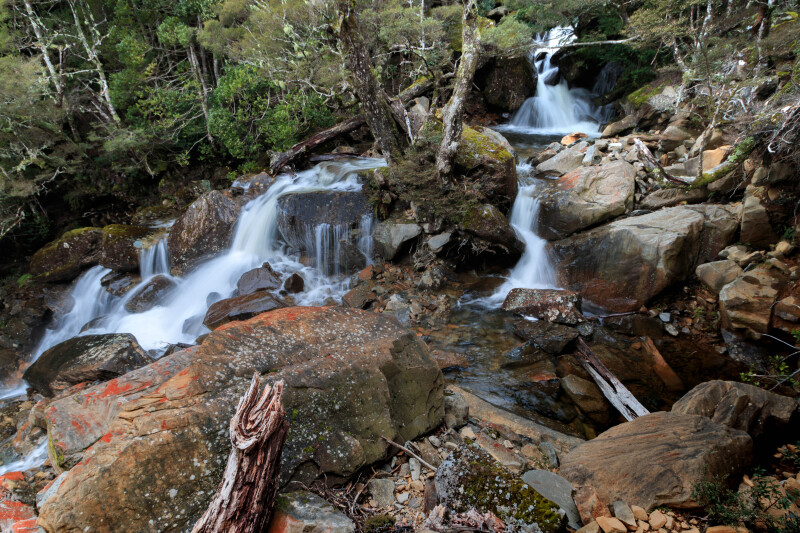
[26,157,386,359]
[498,27,607,136]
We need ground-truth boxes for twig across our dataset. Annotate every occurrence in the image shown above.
[381,436,436,471]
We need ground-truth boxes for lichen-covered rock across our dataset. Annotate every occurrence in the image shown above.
[552,205,739,312]
[267,491,355,533]
[22,333,151,396]
[29,228,103,282]
[203,291,286,329]
[98,224,152,272]
[538,161,636,240]
[435,444,566,533]
[671,380,799,443]
[37,307,444,532]
[462,204,522,251]
[502,289,583,325]
[167,190,241,272]
[455,125,518,206]
[559,412,752,510]
[476,56,537,112]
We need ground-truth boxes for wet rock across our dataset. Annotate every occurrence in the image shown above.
[522,469,581,529]
[509,319,579,353]
[696,260,742,294]
[30,227,103,282]
[38,307,444,531]
[373,222,422,260]
[236,263,282,295]
[100,271,140,297]
[502,289,583,325]
[342,283,377,309]
[430,350,469,370]
[537,148,584,176]
[203,291,286,329]
[503,342,551,369]
[124,275,177,313]
[476,56,536,112]
[278,191,372,271]
[283,273,304,293]
[98,224,152,272]
[560,375,611,424]
[167,190,241,272]
[671,380,799,443]
[22,333,152,396]
[718,267,781,335]
[560,411,753,510]
[538,160,636,240]
[741,185,776,248]
[268,491,355,533]
[552,205,739,312]
[462,204,521,251]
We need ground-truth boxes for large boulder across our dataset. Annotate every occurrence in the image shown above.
[37,307,444,532]
[29,228,103,282]
[537,148,584,176]
[167,190,241,272]
[455,125,518,206]
[203,291,286,329]
[278,191,373,271]
[672,380,799,443]
[22,334,151,396]
[97,224,152,272]
[538,161,636,240]
[552,205,739,312]
[559,411,753,510]
[476,56,537,112]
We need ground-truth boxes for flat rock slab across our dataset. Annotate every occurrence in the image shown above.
[203,291,286,329]
[522,469,581,529]
[559,411,753,510]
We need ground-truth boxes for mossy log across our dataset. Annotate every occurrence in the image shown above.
[689,136,757,189]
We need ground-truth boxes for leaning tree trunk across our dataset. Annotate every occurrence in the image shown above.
[335,0,405,162]
[436,0,480,182]
[192,374,289,533]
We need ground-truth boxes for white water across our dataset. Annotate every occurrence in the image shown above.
[497,27,605,137]
[28,158,385,358]
[0,441,48,476]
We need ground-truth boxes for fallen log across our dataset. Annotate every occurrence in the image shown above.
[269,116,367,174]
[634,138,691,186]
[574,338,650,421]
[192,374,289,533]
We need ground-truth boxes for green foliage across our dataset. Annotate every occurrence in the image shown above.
[692,468,799,533]
[16,273,31,287]
[483,17,534,58]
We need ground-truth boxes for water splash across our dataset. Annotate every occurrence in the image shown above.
[0,440,48,476]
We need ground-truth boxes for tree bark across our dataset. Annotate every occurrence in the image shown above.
[192,375,289,533]
[335,0,405,162]
[269,116,366,173]
[436,0,480,181]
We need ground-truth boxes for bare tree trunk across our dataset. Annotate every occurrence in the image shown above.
[188,42,214,144]
[192,375,289,533]
[22,0,64,105]
[335,0,405,162]
[436,0,480,181]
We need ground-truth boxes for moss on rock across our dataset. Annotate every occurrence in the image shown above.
[30,227,103,282]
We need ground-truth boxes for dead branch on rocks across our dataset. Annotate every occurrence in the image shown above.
[381,436,436,471]
[269,116,367,174]
[192,374,289,533]
[574,338,650,421]
[634,138,691,186]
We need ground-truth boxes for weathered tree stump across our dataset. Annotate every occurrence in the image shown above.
[192,374,289,533]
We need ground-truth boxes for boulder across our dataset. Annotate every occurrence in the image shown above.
[537,148,584,176]
[283,273,304,293]
[559,411,753,510]
[22,334,151,396]
[203,291,286,329]
[462,204,522,251]
[696,260,742,294]
[773,295,800,333]
[236,263,282,295]
[373,222,422,260]
[718,267,781,335]
[509,319,579,354]
[658,126,693,152]
[552,205,739,312]
[435,444,566,533]
[124,275,177,313]
[476,56,536,112]
[29,227,103,282]
[752,162,794,186]
[267,491,355,533]
[601,115,638,138]
[671,380,799,443]
[98,224,152,272]
[100,271,140,297]
[455,125,518,206]
[741,186,776,248]
[640,188,707,210]
[502,289,583,325]
[167,190,241,271]
[37,307,444,532]
[560,375,611,424]
[278,191,372,271]
[538,161,636,240]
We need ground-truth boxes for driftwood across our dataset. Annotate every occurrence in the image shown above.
[574,338,650,421]
[269,116,366,174]
[192,374,289,533]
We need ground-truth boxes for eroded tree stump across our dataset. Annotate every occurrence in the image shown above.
[192,373,289,533]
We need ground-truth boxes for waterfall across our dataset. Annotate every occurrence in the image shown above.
[27,157,386,357]
[498,26,606,136]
